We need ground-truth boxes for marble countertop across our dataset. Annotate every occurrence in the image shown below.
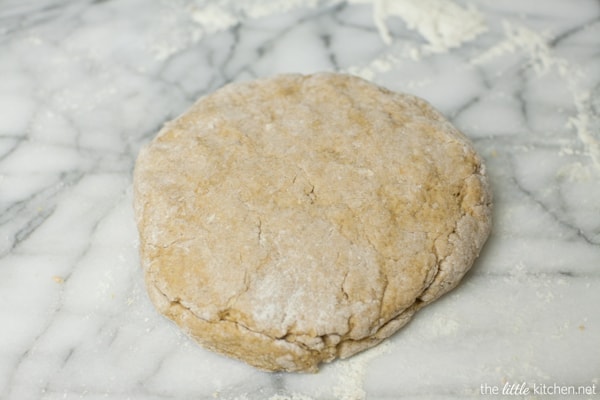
[1,0,599,399]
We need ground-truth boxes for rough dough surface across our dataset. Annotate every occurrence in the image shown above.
[133,73,492,372]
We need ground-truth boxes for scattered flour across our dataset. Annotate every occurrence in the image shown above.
[350,0,487,51]
[345,52,400,81]
[152,0,323,60]
[567,90,600,172]
[332,341,392,400]
[153,0,487,62]
[557,162,595,182]
[346,0,487,79]
[428,312,461,337]
[232,0,322,19]
[471,20,600,174]
[471,21,568,74]
[189,3,239,33]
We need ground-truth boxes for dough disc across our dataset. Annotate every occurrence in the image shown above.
[133,73,492,372]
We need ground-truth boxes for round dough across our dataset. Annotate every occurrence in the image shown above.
[133,73,492,372]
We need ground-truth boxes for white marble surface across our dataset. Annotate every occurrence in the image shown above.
[1,0,599,399]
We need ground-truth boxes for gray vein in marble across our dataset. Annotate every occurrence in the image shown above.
[1,171,83,255]
[510,170,598,246]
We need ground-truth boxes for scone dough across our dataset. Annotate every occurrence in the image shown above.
[133,73,492,372]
